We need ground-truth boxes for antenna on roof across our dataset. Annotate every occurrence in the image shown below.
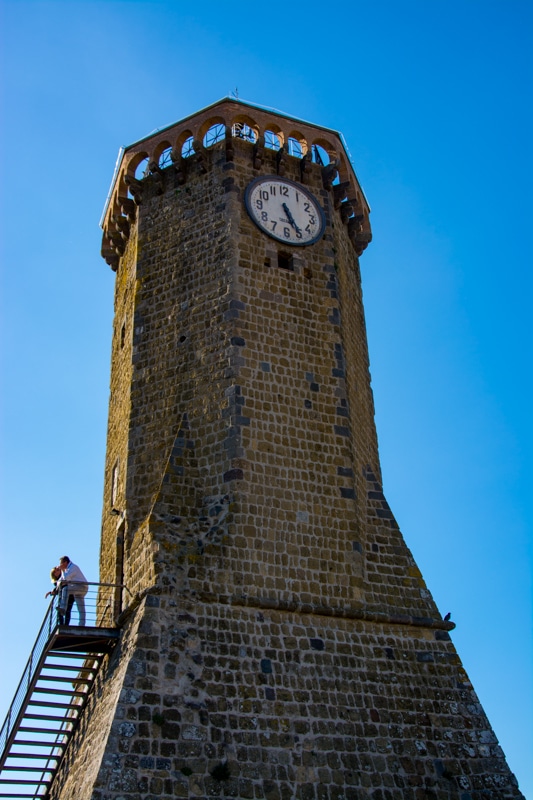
[231,87,239,99]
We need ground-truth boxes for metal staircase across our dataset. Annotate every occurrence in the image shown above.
[0,584,127,799]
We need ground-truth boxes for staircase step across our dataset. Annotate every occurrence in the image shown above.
[0,794,46,798]
[27,701,82,710]
[38,674,94,684]
[12,741,67,749]
[47,651,104,660]
[2,753,60,769]
[42,662,94,671]
[33,687,88,697]
[17,726,71,735]
[0,778,51,785]
[19,720,78,732]
[0,765,56,771]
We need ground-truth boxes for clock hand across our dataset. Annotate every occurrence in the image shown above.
[282,202,301,234]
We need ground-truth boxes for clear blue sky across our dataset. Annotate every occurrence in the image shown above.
[1,1,531,795]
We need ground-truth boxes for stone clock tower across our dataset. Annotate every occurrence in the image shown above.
[50,99,523,799]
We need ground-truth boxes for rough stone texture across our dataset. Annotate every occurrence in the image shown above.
[52,598,522,800]
[50,101,524,799]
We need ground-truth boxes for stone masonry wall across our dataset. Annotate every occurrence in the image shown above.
[99,219,137,589]
[100,136,444,623]
[52,594,522,799]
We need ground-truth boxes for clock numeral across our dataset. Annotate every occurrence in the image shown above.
[305,225,312,234]
[280,186,289,197]
[295,230,302,239]
[309,215,316,225]
[270,185,276,196]
[304,202,311,212]
[270,221,277,231]
[256,199,263,210]
[261,211,268,222]
[261,190,269,201]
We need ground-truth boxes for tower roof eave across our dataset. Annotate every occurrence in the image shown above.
[100,97,370,230]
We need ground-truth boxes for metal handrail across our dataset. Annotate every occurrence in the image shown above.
[0,582,128,767]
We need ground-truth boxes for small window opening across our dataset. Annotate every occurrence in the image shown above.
[312,144,330,166]
[203,123,226,148]
[111,460,119,507]
[287,137,304,158]
[120,320,126,349]
[278,252,294,271]
[134,157,149,181]
[232,122,257,143]
[181,136,195,158]
[264,130,281,151]
[158,147,173,169]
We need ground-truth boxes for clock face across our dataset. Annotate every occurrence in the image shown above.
[244,176,326,246]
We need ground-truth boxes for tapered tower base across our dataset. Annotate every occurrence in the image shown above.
[51,591,522,799]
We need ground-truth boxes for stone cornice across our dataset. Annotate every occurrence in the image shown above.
[101,98,372,270]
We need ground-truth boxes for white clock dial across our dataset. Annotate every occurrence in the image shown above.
[244,176,326,246]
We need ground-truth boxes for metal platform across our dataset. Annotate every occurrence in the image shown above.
[0,584,125,799]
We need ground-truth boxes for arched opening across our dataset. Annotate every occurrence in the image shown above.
[181,136,195,158]
[203,123,226,148]
[264,130,282,151]
[158,146,173,169]
[287,135,307,159]
[311,144,330,166]
[134,157,149,181]
[232,122,257,143]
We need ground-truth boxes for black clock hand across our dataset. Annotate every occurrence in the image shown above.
[282,202,301,233]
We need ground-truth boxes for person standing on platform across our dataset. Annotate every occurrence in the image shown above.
[44,566,67,624]
[59,556,89,626]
